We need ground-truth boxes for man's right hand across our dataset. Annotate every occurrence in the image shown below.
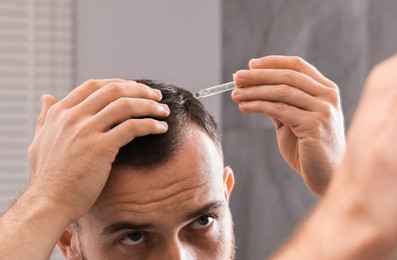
[27,79,170,221]
[0,79,170,259]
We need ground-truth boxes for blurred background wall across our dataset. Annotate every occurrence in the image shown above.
[1,1,397,259]
[0,0,74,209]
[75,0,222,122]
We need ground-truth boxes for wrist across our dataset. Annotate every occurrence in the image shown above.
[0,188,73,259]
[25,182,90,222]
[21,186,76,224]
[4,188,73,233]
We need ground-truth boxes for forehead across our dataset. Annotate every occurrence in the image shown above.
[88,127,224,223]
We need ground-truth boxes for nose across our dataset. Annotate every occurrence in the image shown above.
[162,239,195,260]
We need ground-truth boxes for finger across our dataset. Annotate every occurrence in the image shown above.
[75,81,162,115]
[58,78,126,108]
[235,69,328,97]
[34,94,58,136]
[103,118,168,148]
[248,55,337,89]
[90,98,170,131]
[232,84,323,111]
[238,100,312,127]
[272,118,283,130]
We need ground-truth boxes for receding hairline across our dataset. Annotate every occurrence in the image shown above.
[114,121,223,172]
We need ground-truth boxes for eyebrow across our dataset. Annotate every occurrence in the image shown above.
[183,200,226,222]
[102,222,156,236]
[101,201,226,236]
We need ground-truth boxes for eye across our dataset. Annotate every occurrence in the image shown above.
[190,215,215,230]
[120,232,145,246]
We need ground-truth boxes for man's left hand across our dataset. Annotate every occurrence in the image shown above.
[232,55,345,195]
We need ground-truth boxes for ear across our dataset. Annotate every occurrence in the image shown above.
[223,166,235,203]
[57,225,81,259]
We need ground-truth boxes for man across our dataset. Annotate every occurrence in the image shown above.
[0,56,345,259]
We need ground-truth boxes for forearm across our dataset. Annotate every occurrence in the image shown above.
[0,189,71,259]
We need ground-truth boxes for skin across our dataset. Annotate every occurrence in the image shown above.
[58,128,235,260]
[273,54,397,259]
[232,56,345,195]
[0,55,345,259]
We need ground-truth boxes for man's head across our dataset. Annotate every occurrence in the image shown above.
[58,80,235,259]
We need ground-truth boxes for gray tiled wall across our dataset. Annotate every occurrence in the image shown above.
[222,0,397,258]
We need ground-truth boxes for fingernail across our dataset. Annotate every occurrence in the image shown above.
[250,58,260,65]
[236,70,249,78]
[153,89,162,98]
[160,121,168,130]
[161,104,170,113]
[232,89,241,96]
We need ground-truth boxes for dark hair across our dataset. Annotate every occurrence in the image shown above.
[112,79,222,169]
